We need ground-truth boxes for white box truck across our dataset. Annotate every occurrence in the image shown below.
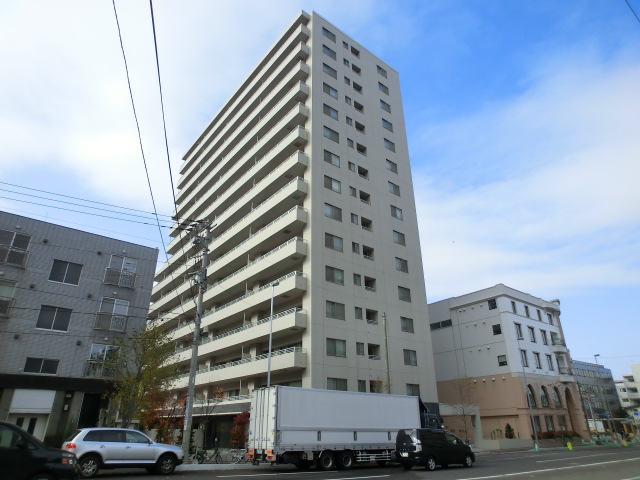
[247,386,437,470]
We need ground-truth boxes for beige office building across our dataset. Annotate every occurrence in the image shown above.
[149,11,437,437]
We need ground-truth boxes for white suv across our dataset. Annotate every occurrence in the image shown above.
[62,428,183,478]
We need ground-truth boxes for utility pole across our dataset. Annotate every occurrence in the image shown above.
[382,312,391,394]
[182,220,211,460]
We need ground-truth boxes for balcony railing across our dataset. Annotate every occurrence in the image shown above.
[0,246,29,268]
[85,360,117,378]
[95,312,128,332]
[0,296,15,317]
[103,268,136,288]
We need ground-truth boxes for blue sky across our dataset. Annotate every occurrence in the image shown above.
[1,1,639,379]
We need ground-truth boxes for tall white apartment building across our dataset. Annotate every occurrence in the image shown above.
[149,11,437,441]
[429,284,588,443]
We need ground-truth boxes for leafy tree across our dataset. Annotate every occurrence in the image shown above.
[230,411,250,447]
[107,320,181,428]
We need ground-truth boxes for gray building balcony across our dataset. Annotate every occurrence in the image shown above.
[103,268,136,289]
[85,360,116,379]
[94,312,128,332]
[0,246,29,268]
[0,295,15,317]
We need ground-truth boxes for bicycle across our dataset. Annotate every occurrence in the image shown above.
[227,448,250,464]
[200,447,225,464]
[186,446,205,464]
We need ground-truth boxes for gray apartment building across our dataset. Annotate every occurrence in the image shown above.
[149,11,438,446]
[0,212,158,444]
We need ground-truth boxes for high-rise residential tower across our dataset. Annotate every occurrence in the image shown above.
[149,11,437,440]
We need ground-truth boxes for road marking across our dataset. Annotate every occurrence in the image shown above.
[536,451,621,463]
[218,474,390,480]
[620,477,640,480]
[455,457,640,479]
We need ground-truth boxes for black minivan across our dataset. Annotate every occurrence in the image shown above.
[394,428,474,470]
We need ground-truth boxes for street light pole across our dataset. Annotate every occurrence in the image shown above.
[266,280,279,388]
[594,354,615,438]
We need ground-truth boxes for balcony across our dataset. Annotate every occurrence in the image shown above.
[172,346,307,389]
[85,360,116,379]
[103,268,136,289]
[552,339,568,354]
[94,313,128,332]
[0,246,29,268]
[0,296,14,317]
[558,366,574,383]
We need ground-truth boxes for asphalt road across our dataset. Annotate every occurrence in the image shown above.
[92,445,640,480]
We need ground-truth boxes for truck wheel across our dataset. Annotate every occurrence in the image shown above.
[336,451,354,469]
[425,456,437,471]
[463,454,474,467]
[317,451,335,470]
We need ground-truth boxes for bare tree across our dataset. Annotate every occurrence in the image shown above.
[446,377,478,443]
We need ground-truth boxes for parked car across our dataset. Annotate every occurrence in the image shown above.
[0,421,78,480]
[393,427,475,470]
[62,428,183,478]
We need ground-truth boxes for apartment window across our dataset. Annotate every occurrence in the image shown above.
[540,330,548,345]
[350,213,358,225]
[401,316,414,333]
[324,203,342,221]
[322,44,337,60]
[343,58,350,67]
[528,326,536,342]
[511,301,517,313]
[356,143,367,155]
[364,276,376,291]
[515,322,523,339]
[36,305,72,332]
[488,298,497,310]
[388,181,400,196]
[347,138,354,148]
[353,82,363,93]
[324,233,343,252]
[0,280,16,316]
[97,297,129,331]
[353,273,362,286]
[361,217,372,231]
[393,230,406,245]
[537,309,542,321]
[398,286,412,302]
[327,377,347,391]
[352,64,361,75]
[49,259,82,285]
[355,121,365,133]
[498,355,508,366]
[381,118,393,132]
[431,319,453,330]
[534,352,542,369]
[24,357,59,374]
[520,349,529,368]
[368,344,381,359]
[323,126,339,142]
[355,306,363,320]
[492,324,502,335]
[384,138,396,152]
[354,101,364,113]
[386,159,398,173]
[546,354,554,370]
[356,342,365,355]
[325,266,344,285]
[323,82,338,99]
[380,99,391,112]
[345,96,352,105]
[406,384,420,397]
[352,242,360,254]
[378,82,389,95]
[324,175,341,193]
[362,245,374,260]
[358,380,366,392]
[391,205,403,220]
[343,40,348,49]
[0,229,31,267]
[322,63,337,79]
[349,186,357,197]
[547,313,554,325]
[350,46,360,57]
[324,149,340,167]
[395,257,408,273]
[326,338,346,357]
[525,305,531,317]
[322,27,336,42]
[323,103,339,120]
[326,300,345,319]
[346,116,353,126]
[377,64,388,77]
[403,349,417,366]
[344,76,351,85]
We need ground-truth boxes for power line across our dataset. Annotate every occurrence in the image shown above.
[625,0,640,24]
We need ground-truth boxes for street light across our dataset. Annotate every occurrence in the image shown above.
[266,280,280,388]
[594,354,615,438]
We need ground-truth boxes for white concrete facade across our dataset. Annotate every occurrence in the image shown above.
[149,12,437,407]
[616,364,640,418]
[429,284,588,441]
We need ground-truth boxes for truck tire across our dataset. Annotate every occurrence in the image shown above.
[336,451,354,469]
[317,451,335,470]
[425,456,437,471]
